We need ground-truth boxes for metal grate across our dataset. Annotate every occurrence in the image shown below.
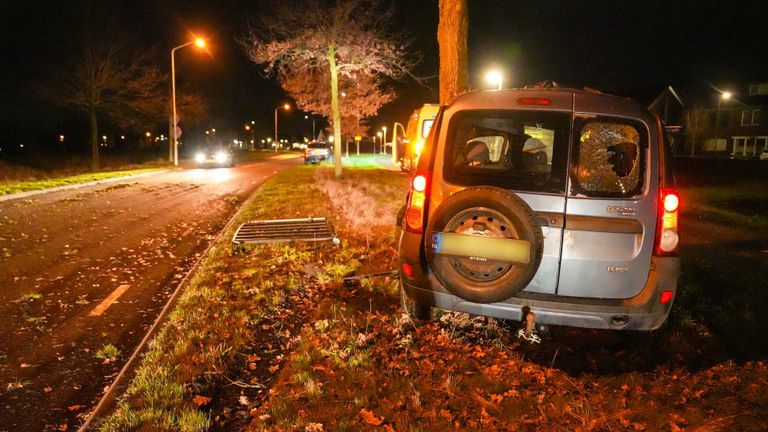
[232,217,338,252]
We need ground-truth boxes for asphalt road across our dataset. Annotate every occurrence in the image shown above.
[0,154,301,431]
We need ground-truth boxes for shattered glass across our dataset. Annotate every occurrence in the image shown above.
[574,122,642,196]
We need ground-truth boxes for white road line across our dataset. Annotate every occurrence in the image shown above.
[89,284,131,316]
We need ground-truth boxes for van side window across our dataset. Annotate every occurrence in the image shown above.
[571,119,646,198]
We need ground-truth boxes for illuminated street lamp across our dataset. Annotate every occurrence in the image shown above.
[274,103,290,152]
[485,70,503,90]
[376,131,383,154]
[382,126,388,154]
[245,124,255,149]
[716,90,733,130]
[170,36,206,166]
[305,115,316,140]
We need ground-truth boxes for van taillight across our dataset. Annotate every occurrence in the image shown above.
[654,188,680,256]
[405,171,431,233]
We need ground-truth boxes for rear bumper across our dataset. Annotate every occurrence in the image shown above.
[304,154,329,163]
[399,231,680,331]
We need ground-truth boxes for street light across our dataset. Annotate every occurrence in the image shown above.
[274,103,290,152]
[382,126,388,154]
[485,70,503,90]
[716,90,732,130]
[170,36,206,166]
[376,131,383,154]
[305,115,316,140]
[245,124,255,149]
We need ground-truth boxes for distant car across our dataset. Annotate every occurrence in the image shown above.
[292,142,308,150]
[304,142,331,164]
[195,147,234,168]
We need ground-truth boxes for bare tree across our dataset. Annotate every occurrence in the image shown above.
[684,106,711,157]
[281,69,395,137]
[46,42,165,170]
[244,0,414,178]
[438,0,468,105]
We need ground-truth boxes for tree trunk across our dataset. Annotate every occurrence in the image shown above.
[328,44,343,178]
[89,108,100,171]
[438,0,469,105]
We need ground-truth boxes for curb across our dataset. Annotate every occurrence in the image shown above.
[76,166,279,431]
[0,169,172,203]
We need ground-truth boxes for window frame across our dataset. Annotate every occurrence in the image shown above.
[441,109,572,195]
[741,110,751,126]
[569,115,649,199]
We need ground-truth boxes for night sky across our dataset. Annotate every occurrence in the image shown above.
[1,0,767,158]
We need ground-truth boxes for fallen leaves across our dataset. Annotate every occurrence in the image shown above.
[359,408,384,426]
[192,395,212,407]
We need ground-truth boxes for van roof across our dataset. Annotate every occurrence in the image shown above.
[449,88,653,121]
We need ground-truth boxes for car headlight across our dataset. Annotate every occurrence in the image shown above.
[215,152,229,164]
[195,153,206,163]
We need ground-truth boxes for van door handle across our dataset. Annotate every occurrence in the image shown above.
[536,212,564,228]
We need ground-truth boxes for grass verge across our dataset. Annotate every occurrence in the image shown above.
[681,181,768,228]
[0,167,164,196]
[97,163,409,430]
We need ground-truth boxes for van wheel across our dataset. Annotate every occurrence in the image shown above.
[401,285,431,321]
[426,186,544,304]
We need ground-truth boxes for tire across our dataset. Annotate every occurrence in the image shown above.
[401,283,431,321]
[425,186,543,304]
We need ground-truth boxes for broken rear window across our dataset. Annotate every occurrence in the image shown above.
[571,118,646,198]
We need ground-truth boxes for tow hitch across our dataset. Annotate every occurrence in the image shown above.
[516,309,542,344]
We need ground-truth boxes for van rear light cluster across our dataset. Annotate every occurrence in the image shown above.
[404,171,431,233]
[654,188,680,256]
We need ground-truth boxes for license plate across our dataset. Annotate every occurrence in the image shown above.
[431,232,531,264]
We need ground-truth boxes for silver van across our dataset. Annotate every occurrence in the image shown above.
[397,86,680,333]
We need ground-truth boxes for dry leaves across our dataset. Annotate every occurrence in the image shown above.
[359,408,384,426]
[192,395,212,406]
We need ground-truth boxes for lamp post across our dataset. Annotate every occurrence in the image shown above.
[376,131,382,154]
[381,126,388,154]
[274,103,290,152]
[305,115,316,140]
[716,91,732,130]
[170,37,206,166]
[485,70,503,90]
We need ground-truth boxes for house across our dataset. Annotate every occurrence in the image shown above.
[685,82,768,158]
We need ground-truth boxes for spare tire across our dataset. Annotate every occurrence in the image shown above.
[425,186,543,303]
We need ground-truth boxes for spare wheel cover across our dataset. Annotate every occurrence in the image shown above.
[426,186,543,303]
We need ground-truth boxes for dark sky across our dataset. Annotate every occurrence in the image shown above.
[1,0,767,150]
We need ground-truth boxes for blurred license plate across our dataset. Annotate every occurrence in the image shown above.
[431,232,531,264]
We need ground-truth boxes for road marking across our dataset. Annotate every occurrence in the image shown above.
[89,284,131,316]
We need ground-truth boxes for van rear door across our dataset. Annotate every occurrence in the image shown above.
[557,114,658,299]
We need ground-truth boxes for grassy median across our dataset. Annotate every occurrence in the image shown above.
[97,162,409,430]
